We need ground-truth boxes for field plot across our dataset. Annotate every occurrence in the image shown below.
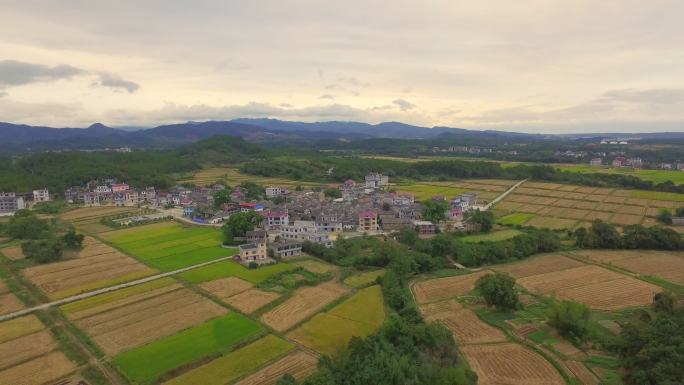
[288,285,385,355]
[261,281,351,332]
[0,246,24,261]
[291,259,337,274]
[412,271,488,304]
[200,277,281,314]
[0,281,24,316]
[60,206,141,233]
[179,259,296,284]
[494,253,584,279]
[62,278,227,355]
[103,221,235,271]
[574,250,684,286]
[524,216,578,230]
[460,229,522,243]
[113,313,263,385]
[235,350,318,385]
[163,335,294,385]
[0,315,76,385]
[343,269,385,288]
[180,167,330,188]
[419,299,506,345]
[460,343,564,385]
[516,265,661,310]
[21,236,156,299]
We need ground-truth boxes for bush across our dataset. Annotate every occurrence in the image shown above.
[475,272,519,311]
[7,210,50,240]
[548,300,590,343]
[22,238,64,263]
[62,229,84,249]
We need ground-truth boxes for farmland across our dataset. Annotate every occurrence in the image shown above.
[102,221,235,271]
[0,281,24,316]
[60,206,144,233]
[200,277,281,314]
[113,313,264,384]
[412,271,488,304]
[260,281,351,332]
[179,166,332,188]
[572,249,684,286]
[419,299,506,345]
[343,269,385,288]
[21,235,156,299]
[395,179,514,203]
[0,315,76,385]
[178,258,297,284]
[555,164,684,185]
[460,229,522,243]
[163,335,295,385]
[288,285,386,355]
[235,350,318,385]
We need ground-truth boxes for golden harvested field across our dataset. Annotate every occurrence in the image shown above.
[60,206,137,221]
[292,259,338,274]
[494,253,584,279]
[66,283,227,355]
[180,167,332,188]
[0,330,57,369]
[419,299,506,344]
[460,343,565,385]
[0,246,24,261]
[260,281,351,332]
[0,351,77,385]
[0,291,24,316]
[412,271,488,304]
[200,277,281,314]
[524,216,577,230]
[574,250,684,286]
[235,350,318,385]
[0,315,45,343]
[22,236,156,299]
[517,265,661,310]
[610,214,643,226]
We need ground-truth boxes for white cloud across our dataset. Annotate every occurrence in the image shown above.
[0,60,83,87]
[392,99,416,111]
[96,72,139,93]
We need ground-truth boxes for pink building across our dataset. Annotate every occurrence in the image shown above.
[358,210,379,232]
[111,183,129,193]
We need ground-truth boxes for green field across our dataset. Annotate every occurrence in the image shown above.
[395,183,466,201]
[288,285,385,355]
[343,269,385,288]
[103,222,236,271]
[556,164,684,185]
[177,259,297,284]
[164,335,294,385]
[113,313,263,385]
[630,190,684,202]
[460,229,522,243]
[496,213,535,226]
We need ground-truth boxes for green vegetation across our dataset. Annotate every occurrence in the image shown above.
[221,211,263,245]
[113,313,264,385]
[467,209,495,232]
[60,278,176,315]
[547,300,591,344]
[572,219,684,250]
[105,222,234,271]
[343,269,385,288]
[288,285,385,355]
[496,212,535,226]
[178,259,296,284]
[556,164,684,186]
[460,229,522,243]
[475,272,519,311]
[422,199,449,223]
[164,335,294,385]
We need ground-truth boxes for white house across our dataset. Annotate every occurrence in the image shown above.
[32,189,50,202]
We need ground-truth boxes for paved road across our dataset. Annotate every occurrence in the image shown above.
[483,178,528,211]
[0,254,236,322]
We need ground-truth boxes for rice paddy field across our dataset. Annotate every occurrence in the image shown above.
[101,221,236,271]
[60,206,144,233]
[395,179,515,203]
[343,269,385,288]
[495,180,684,231]
[555,164,684,185]
[460,229,522,243]
[179,167,333,188]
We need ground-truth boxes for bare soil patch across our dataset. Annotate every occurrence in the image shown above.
[0,246,25,261]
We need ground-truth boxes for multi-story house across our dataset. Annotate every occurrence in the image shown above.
[237,242,269,265]
[265,186,288,198]
[358,210,379,232]
[413,220,437,236]
[280,220,333,247]
[111,183,129,193]
[0,193,25,214]
[82,192,100,206]
[32,189,50,202]
[589,158,602,166]
[365,173,389,189]
[269,240,303,258]
[94,185,112,194]
[612,156,626,167]
[262,211,289,229]
[64,187,83,203]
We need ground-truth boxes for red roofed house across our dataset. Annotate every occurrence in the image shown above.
[358,210,379,232]
[111,183,129,193]
[262,210,289,229]
[239,202,257,212]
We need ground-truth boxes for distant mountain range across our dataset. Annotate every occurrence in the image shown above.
[2,118,684,154]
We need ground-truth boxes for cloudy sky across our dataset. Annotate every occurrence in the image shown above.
[1,0,683,133]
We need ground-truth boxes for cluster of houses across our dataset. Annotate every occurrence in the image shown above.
[0,189,50,215]
[431,146,518,156]
[589,156,644,169]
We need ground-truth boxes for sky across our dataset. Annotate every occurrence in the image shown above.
[1,0,683,133]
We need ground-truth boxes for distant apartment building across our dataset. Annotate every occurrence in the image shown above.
[32,189,50,202]
[626,157,643,169]
[358,210,379,232]
[265,186,287,198]
[413,220,437,236]
[94,185,112,194]
[589,158,603,166]
[0,193,25,214]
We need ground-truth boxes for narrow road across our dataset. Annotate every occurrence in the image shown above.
[483,178,528,211]
[0,254,236,322]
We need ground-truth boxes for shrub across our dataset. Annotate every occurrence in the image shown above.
[475,272,519,311]
[548,300,590,343]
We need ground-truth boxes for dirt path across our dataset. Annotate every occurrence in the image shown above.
[483,178,528,211]
[0,254,236,322]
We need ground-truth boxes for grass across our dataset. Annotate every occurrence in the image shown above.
[179,166,330,188]
[343,269,385,288]
[113,313,264,385]
[395,183,466,201]
[163,335,294,385]
[496,213,535,226]
[630,190,684,202]
[556,164,684,185]
[177,259,297,284]
[460,229,522,243]
[288,285,385,355]
[103,222,235,271]
[60,278,176,315]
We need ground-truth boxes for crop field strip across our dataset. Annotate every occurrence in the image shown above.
[0,280,24,316]
[21,236,156,300]
[419,299,506,345]
[234,350,318,385]
[343,269,385,288]
[60,206,143,233]
[0,314,77,385]
[412,271,489,305]
[261,280,351,332]
[288,285,386,355]
[199,276,281,314]
[102,221,236,271]
[0,245,25,261]
[61,277,227,356]
[494,254,662,310]
[179,167,332,188]
[396,179,514,202]
[572,250,684,286]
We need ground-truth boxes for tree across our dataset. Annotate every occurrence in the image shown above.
[62,229,84,249]
[396,227,418,246]
[423,200,448,223]
[7,211,50,240]
[547,300,590,343]
[469,210,494,232]
[21,238,64,263]
[324,188,342,199]
[475,272,519,311]
[657,209,673,225]
[653,292,676,314]
[276,374,298,385]
[222,211,263,244]
[590,220,621,248]
[212,188,234,208]
[676,207,684,217]
[238,182,265,200]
